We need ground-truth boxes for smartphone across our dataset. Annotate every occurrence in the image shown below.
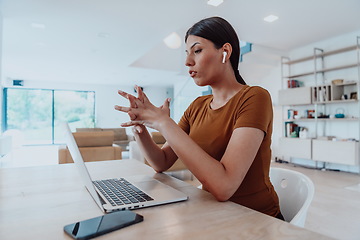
[64,210,143,239]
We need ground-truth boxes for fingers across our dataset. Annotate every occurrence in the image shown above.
[127,94,139,108]
[114,105,130,112]
[159,98,171,117]
[118,89,138,109]
[163,98,171,109]
[135,85,144,103]
[132,125,144,134]
[117,90,132,99]
[121,120,145,128]
[136,85,150,104]
[128,111,137,121]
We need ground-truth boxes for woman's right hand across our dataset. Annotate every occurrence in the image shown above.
[114,85,171,133]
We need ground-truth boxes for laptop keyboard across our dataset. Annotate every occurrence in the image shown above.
[93,178,154,206]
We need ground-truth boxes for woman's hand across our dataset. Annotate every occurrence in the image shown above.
[114,86,171,132]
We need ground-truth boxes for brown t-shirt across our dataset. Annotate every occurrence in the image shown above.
[178,85,280,217]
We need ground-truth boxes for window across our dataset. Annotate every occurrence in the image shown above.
[3,88,95,145]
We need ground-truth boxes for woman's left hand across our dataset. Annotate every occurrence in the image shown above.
[114,86,171,132]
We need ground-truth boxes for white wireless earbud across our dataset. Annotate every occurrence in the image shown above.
[222,52,227,64]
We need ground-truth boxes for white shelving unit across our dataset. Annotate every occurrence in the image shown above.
[278,36,360,168]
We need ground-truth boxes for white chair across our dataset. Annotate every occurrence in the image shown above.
[270,167,315,227]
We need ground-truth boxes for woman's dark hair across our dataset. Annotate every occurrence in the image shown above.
[185,16,246,85]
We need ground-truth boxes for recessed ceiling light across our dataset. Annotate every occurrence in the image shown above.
[207,0,224,7]
[31,23,46,29]
[163,32,182,49]
[264,15,279,23]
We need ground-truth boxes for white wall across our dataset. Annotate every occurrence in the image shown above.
[173,76,207,122]
[95,84,168,129]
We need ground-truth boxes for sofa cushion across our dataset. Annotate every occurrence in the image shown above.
[59,145,122,164]
[102,128,127,141]
[76,128,102,132]
[73,131,114,147]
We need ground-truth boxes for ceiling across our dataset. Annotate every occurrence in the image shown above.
[1,0,360,87]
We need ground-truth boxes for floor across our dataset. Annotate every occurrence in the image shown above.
[1,146,360,240]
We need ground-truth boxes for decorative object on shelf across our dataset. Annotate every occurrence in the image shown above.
[285,122,298,137]
[350,92,357,100]
[320,87,327,102]
[306,110,315,118]
[287,109,298,119]
[299,128,308,139]
[331,79,344,85]
[335,108,345,118]
[287,79,301,88]
[317,113,330,118]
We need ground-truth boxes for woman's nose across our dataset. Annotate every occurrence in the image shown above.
[185,55,194,67]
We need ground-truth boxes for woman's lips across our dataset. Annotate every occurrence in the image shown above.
[189,70,197,78]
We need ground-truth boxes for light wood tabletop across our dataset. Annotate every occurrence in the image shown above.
[0,159,334,240]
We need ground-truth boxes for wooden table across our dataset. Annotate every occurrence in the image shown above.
[0,159,334,239]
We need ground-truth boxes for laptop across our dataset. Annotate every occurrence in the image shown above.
[62,123,188,213]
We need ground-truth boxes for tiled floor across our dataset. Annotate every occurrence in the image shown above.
[1,146,360,240]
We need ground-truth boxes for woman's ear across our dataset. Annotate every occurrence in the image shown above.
[221,43,232,63]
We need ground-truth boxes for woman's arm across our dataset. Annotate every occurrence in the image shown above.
[157,118,263,201]
[131,125,178,172]
[115,88,178,172]
[115,86,264,201]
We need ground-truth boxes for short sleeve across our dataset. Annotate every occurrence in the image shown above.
[234,87,273,135]
[177,100,197,134]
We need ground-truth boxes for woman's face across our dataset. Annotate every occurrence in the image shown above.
[185,35,224,86]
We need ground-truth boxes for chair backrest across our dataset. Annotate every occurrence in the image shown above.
[269,167,315,227]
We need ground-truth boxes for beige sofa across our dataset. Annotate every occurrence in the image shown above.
[76,127,134,150]
[129,132,188,172]
[58,131,122,164]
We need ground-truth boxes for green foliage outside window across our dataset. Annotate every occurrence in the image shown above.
[4,88,95,145]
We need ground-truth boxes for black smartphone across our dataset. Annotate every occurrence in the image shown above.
[64,210,143,239]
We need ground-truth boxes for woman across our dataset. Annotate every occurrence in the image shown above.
[115,16,283,219]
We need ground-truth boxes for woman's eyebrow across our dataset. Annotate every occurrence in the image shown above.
[185,42,200,53]
[190,42,200,49]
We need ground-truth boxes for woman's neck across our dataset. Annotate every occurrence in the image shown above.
[210,78,244,110]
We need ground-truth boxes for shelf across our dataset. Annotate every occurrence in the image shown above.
[333,81,357,86]
[279,38,360,166]
[283,45,358,65]
[284,63,359,78]
[313,99,358,104]
[285,118,359,122]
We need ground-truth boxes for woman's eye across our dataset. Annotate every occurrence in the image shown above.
[194,49,202,54]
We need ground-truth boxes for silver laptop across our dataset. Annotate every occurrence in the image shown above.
[62,123,188,213]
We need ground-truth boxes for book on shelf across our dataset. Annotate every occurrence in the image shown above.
[285,121,302,138]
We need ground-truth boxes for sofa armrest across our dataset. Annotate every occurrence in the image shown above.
[58,145,72,164]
